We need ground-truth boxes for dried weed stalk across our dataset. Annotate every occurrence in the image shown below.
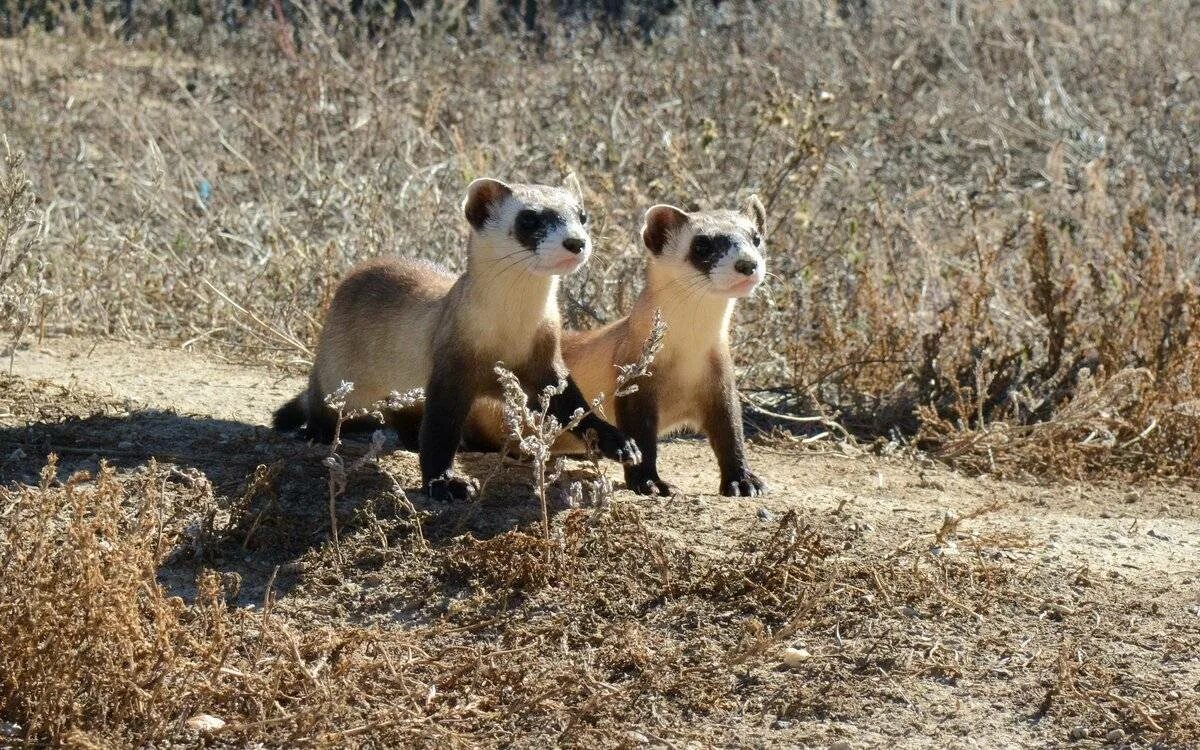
[4,6,1200,479]
[1,451,1194,747]
[0,149,52,371]
[494,310,665,539]
[322,382,424,562]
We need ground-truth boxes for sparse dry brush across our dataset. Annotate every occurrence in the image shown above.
[2,0,1198,480]
[2,2,1200,747]
[0,149,51,369]
[6,451,1192,746]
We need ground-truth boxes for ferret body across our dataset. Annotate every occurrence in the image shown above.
[465,198,769,497]
[274,178,640,500]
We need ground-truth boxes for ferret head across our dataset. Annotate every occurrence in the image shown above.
[640,196,767,298]
[462,178,592,276]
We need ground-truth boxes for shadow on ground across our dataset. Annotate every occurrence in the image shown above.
[0,408,550,608]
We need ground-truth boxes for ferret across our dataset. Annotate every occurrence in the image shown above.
[464,197,769,497]
[273,178,641,501]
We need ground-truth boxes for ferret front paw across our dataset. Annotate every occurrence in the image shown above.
[589,428,643,466]
[424,472,479,502]
[720,470,768,498]
[624,467,676,497]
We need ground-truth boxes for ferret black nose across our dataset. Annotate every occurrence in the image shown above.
[562,237,585,254]
[734,258,758,276]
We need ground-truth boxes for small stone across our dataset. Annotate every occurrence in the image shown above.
[1069,726,1088,740]
[1105,728,1125,743]
[757,507,774,522]
[0,722,21,738]
[1043,602,1075,617]
[772,719,793,730]
[186,714,225,733]
[898,606,921,619]
[1148,529,1171,541]
[625,730,650,744]
[782,647,811,667]
[829,742,852,750]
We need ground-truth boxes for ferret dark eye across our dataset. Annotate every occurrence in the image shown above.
[516,211,540,231]
[752,233,762,247]
[579,210,588,225]
[692,237,714,256]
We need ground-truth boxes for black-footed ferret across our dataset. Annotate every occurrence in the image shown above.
[465,197,769,497]
[273,178,641,500]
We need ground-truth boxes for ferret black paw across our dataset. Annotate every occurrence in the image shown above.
[424,472,479,502]
[720,471,768,498]
[590,428,643,466]
[624,468,676,497]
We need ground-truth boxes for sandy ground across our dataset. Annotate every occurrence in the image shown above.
[3,337,1200,748]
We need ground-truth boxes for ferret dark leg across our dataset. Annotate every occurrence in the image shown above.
[516,328,640,466]
[419,363,480,501]
[545,376,642,466]
[298,389,384,443]
[614,383,674,496]
[387,407,423,452]
[703,355,767,497]
[300,388,337,443]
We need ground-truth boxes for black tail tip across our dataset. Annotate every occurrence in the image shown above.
[272,395,306,432]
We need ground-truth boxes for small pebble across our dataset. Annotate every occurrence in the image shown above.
[0,722,21,738]
[1105,728,1124,743]
[829,742,852,750]
[757,507,774,522]
[899,606,921,619]
[1069,726,1088,740]
[186,714,225,733]
[625,730,650,744]
[782,647,810,667]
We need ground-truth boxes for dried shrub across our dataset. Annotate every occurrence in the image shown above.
[0,150,51,367]
[3,2,1198,479]
[0,457,187,740]
[1,448,1195,747]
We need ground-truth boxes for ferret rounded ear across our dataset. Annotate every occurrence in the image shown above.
[641,205,689,255]
[563,172,584,201]
[463,178,514,230]
[746,194,766,233]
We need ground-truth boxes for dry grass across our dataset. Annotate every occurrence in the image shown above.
[1,0,1198,479]
[2,2,1200,747]
[3,444,1194,748]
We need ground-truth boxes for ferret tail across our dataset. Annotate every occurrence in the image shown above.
[272,393,307,432]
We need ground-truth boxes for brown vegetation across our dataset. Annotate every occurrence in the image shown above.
[1,1,1199,746]
[3,438,1195,747]
[3,1,1198,480]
